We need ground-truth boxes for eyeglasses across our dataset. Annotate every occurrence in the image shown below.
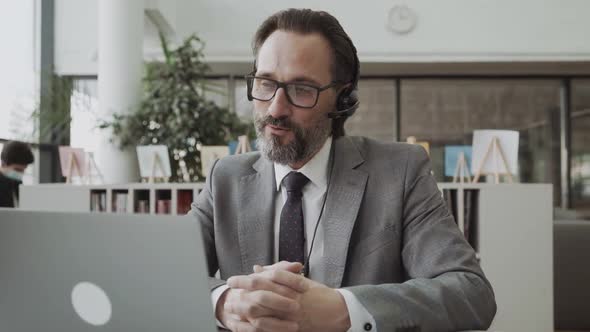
[245,75,340,108]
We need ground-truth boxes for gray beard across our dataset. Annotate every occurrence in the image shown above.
[255,116,331,165]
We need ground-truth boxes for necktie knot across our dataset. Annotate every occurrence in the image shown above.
[283,172,310,194]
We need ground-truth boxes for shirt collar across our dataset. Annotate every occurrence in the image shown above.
[274,136,332,192]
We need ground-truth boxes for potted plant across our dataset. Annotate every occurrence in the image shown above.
[101,33,254,182]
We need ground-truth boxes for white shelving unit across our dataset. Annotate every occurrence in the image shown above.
[438,183,553,332]
[19,183,205,215]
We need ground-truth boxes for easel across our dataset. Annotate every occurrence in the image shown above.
[406,136,430,155]
[85,152,104,184]
[234,135,252,154]
[65,151,83,184]
[472,136,514,184]
[147,152,169,183]
[452,152,472,183]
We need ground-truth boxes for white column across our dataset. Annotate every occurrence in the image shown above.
[96,0,143,184]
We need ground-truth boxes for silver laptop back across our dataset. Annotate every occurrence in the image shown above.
[0,209,216,332]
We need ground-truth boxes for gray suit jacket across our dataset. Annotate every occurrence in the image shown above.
[190,136,496,332]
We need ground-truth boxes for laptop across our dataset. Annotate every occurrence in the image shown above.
[0,209,217,332]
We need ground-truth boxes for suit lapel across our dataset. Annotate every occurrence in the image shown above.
[319,137,368,288]
[237,156,276,274]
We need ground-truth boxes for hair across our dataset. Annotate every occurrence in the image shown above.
[252,8,360,138]
[1,141,34,166]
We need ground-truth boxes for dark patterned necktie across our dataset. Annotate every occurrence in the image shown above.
[279,171,310,264]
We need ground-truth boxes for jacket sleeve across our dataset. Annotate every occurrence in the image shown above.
[343,145,497,332]
[188,158,226,291]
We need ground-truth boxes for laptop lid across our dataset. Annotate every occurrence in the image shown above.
[0,209,217,332]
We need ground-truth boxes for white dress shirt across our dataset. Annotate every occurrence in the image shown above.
[212,136,377,331]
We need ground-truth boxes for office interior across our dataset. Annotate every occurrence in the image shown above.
[0,1,589,331]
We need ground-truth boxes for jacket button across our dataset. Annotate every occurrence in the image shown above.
[364,323,372,331]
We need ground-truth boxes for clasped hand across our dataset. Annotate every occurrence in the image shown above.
[216,261,351,332]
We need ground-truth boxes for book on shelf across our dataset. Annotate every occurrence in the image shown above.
[113,192,130,213]
[177,191,193,215]
[464,189,479,250]
[156,199,171,214]
[136,200,149,214]
[90,192,106,212]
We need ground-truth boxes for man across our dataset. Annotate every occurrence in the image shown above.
[190,8,496,332]
[0,141,34,208]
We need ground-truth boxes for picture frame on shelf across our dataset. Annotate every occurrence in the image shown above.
[200,146,230,177]
[58,146,86,184]
[471,130,519,183]
[136,145,172,183]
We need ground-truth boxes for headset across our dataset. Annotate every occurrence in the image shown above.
[326,33,361,120]
[328,87,359,119]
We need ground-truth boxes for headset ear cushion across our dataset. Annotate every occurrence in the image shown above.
[337,87,353,111]
[346,90,359,107]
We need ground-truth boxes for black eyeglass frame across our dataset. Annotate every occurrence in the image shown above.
[245,75,342,109]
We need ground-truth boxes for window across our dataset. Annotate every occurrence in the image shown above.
[400,79,562,205]
[234,78,254,121]
[203,78,230,109]
[70,79,100,153]
[344,79,397,141]
[0,0,36,141]
[571,79,590,219]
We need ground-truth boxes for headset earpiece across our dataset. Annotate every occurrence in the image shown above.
[328,87,359,119]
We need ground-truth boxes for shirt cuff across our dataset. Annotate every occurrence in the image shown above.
[336,288,377,332]
[211,284,230,329]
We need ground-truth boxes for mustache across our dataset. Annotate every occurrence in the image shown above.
[257,115,294,130]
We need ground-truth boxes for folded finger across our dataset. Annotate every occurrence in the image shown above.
[227,275,300,299]
[249,290,299,313]
[249,316,298,332]
[258,269,309,293]
[261,261,303,273]
[225,297,273,319]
